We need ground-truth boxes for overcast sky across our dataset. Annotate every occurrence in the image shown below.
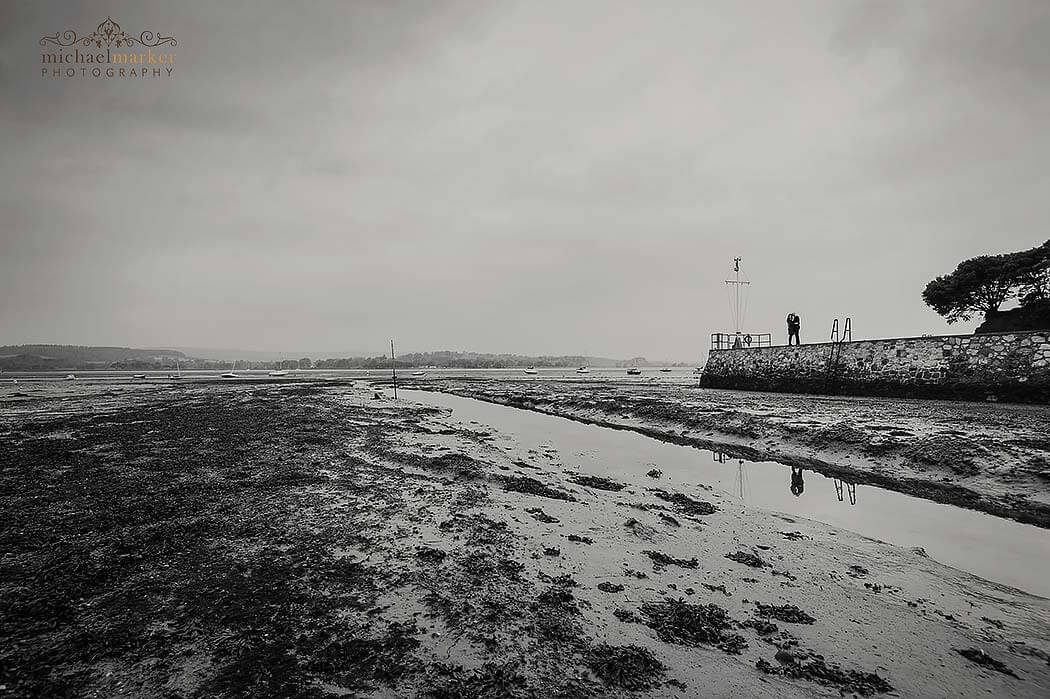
[1,1,1047,360]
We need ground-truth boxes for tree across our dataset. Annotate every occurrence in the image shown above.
[1013,240,1050,305]
[922,241,1050,323]
[922,254,1017,323]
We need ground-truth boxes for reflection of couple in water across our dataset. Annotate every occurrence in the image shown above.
[788,467,858,504]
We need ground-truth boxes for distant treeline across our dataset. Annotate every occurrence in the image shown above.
[0,344,188,362]
[0,345,686,371]
[0,345,188,371]
[314,351,676,369]
[0,344,280,371]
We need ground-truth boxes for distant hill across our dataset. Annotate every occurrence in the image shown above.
[173,347,380,362]
[0,344,689,371]
[316,351,684,369]
[0,345,187,371]
[398,350,610,369]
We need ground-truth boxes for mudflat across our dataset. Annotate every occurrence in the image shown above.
[2,380,1048,697]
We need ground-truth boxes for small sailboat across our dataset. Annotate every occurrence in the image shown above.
[168,361,183,380]
[576,366,590,374]
[626,368,641,376]
[221,371,238,378]
[524,367,538,375]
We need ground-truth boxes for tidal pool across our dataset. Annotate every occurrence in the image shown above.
[404,389,1050,598]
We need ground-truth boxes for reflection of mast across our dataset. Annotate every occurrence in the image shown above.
[713,451,748,500]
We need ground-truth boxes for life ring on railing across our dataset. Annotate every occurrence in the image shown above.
[744,334,753,346]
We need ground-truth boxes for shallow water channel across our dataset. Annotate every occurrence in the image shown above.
[403,389,1050,599]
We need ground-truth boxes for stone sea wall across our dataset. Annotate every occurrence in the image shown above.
[699,331,1050,403]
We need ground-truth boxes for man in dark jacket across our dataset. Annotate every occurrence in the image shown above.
[786,313,801,346]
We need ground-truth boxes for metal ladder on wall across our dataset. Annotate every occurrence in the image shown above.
[824,318,852,393]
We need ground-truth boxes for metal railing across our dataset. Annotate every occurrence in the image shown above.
[710,332,772,351]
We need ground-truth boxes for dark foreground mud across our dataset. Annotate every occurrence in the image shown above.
[403,378,1050,528]
[2,380,1049,698]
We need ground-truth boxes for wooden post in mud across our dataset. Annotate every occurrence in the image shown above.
[390,340,398,400]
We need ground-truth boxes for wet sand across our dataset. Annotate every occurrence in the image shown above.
[2,381,1049,697]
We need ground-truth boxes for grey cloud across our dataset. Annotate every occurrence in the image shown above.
[1,0,1048,358]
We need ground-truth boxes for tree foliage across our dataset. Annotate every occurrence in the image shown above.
[922,241,1049,323]
[1014,240,1050,305]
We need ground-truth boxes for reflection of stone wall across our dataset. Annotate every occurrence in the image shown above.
[700,331,1050,403]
